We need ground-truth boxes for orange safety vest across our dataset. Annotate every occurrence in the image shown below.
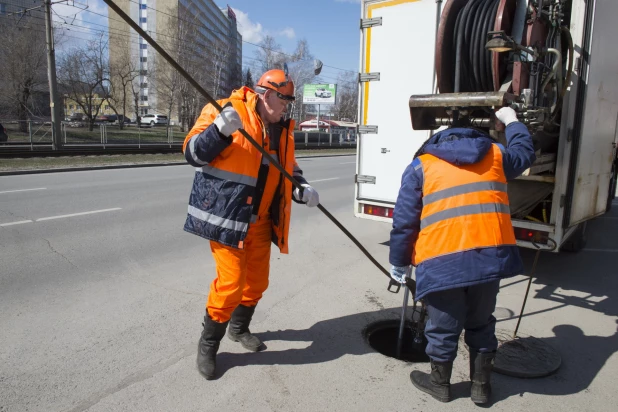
[182,87,297,253]
[412,144,516,266]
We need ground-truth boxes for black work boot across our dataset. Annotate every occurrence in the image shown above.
[227,304,263,352]
[410,360,453,403]
[469,351,496,404]
[196,313,229,380]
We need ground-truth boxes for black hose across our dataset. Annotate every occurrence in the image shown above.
[472,0,494,91]
[453,0,500,93]
[101,0,415,294]
[485,0,501,90]
[461,0,482,91]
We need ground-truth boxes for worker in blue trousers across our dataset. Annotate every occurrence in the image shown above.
[389,107,536,404]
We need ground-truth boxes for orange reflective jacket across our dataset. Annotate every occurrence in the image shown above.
[412,144,516,266]
[182,87,302,253]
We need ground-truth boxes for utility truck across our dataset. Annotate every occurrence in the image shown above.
[354,0,618,252]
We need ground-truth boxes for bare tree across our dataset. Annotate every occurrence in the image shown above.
[107,37,139,129]
[229,63,243,91]
[151,14,183,136]
[0,16,50,132]
[208,39,231,99]
[130,76,141,128]
[286,39,319,127]
[253,35,286,79]
[174,11,210,132]
[329,71,359,122]
[57,34,110,131]
[243,68,255,89]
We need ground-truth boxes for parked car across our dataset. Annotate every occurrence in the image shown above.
[315,88,332,98]
[139,114,168,127]
[0,122,8,142]
[68,114,85,121]
[106,114,132,124]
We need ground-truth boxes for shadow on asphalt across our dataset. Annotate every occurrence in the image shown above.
[217,201,618,403]
[491,201,618,404]
[217,307,404,373]
[488,321,618,406]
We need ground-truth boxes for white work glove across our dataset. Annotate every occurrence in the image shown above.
[293,184,320,207]
[213,105,243,137]
[495,107,519,126]
[390,265,411,284]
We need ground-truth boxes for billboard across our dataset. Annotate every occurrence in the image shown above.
[302,84,337,105]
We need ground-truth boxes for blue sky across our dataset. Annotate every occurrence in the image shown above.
[220,0,361,80]
[51,0,361,82]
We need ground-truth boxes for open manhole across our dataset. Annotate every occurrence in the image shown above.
[363,319,430,363]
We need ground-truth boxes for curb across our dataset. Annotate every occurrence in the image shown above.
[0,153,355,176]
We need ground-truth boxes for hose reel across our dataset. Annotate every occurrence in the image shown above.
[410,0,572,135]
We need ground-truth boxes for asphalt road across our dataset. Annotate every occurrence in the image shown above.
[1,156,617,412]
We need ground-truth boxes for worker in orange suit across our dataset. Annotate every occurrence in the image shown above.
[182,69,320,380]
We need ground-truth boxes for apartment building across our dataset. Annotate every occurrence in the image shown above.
[108,0,242,121]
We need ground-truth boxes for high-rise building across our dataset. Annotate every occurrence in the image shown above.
[108,0,242,121]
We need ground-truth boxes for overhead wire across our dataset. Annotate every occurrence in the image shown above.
[4,2,356,75]
[5,9,349,85]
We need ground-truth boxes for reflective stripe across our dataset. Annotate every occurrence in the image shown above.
[420,203,511,229]
[189,135,209,166]
[423,181,507,206]
[412,158,422,170]
[188,205,249,232]
[196,165,257,186]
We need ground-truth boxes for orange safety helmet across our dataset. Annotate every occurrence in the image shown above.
[255,69,295,101]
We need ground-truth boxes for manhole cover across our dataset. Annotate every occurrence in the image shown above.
[493,330,561,378]
[363,319,429,363]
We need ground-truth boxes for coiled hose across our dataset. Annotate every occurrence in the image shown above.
[453,0,502,93]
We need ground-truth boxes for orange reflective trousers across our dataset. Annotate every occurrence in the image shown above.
[206,153,280,323]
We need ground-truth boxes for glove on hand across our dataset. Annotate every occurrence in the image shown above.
[495,107,519,126]
[390,265,411,284]
[214,105,243,137]
[293,184,320,207]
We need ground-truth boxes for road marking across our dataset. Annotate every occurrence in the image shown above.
[340,162,356,164]
[36,208,122,222]
[583,248,618,253]
[0,220,33,227]
[0,188,47,195]
[310,178,341,183]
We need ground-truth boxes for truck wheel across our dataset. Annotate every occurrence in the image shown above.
[561,222,587,253]
[606,162,617,212]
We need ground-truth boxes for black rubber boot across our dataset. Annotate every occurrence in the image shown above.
[410,360,453,403]
[470,351,495,404]
[227,304,263,352]
[196,313,228,380]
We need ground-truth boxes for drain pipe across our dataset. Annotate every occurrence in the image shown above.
[396,267,413,359]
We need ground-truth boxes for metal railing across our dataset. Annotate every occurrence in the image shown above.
[1,120,357,152]
[0,120,53,149]
[1,119,182,150]
[293,131,357,148]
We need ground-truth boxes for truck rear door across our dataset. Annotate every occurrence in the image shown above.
[357,0,438,206]
[566,0,618,225]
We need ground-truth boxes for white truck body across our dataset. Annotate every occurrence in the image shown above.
[354,0,618,252]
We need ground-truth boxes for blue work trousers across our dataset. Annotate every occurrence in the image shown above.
[423,280,500,362]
